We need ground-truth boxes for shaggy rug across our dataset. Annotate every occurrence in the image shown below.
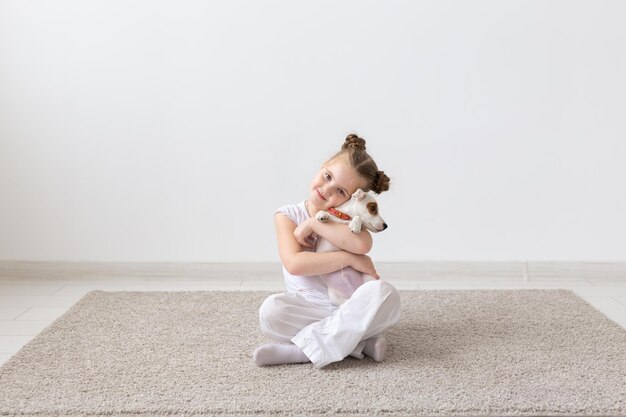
[0,289,625,416]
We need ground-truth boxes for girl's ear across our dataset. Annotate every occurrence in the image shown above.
[353,189,367,201]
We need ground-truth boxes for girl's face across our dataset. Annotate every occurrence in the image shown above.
[308,155,367,211]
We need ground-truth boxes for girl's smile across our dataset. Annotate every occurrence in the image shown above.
[315,189,327,201]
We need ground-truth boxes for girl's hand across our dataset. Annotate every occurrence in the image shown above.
[350,254,380,279]
[293,218,317,248]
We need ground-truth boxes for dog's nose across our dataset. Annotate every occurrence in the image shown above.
[382,223,388,230]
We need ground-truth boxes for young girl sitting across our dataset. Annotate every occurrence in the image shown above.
[253,134,401,369]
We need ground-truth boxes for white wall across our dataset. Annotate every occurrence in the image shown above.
[1,0,624,262]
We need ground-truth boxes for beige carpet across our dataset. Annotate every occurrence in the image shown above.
[1,289,625,416]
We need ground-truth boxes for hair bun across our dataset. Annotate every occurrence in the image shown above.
[372,170,390,194]
[342,134,367,152]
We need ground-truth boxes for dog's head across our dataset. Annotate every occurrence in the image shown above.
[348,189,388,233]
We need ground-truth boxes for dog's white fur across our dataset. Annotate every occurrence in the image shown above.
[315,189,387,306]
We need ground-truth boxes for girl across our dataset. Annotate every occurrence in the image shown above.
[253,134,401,369]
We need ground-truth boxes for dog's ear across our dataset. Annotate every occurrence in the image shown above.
[352,189,367,201]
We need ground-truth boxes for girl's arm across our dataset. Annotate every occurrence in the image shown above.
[294,217,372,255]
[275,213,379,277]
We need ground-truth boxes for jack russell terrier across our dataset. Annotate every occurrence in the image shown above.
[315,189,388,306]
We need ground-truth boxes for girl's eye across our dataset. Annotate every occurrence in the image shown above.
[325,173,331,180]
[338,189,345,196]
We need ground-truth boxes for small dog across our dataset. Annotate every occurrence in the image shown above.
[315,189,388,306]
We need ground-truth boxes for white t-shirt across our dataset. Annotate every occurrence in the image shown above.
[274,201,330,301]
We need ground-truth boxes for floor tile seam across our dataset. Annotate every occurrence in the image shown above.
[11,307,32,321]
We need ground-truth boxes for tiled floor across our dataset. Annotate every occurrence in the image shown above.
[1,261,625,366]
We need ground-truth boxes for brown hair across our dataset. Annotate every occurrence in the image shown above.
[325,133,390,194]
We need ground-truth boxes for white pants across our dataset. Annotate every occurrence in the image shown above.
[258,280,401,368]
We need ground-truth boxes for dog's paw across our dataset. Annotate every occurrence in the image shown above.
[328,288,348,306]
[348,217,362,233]
[316,211,330,222]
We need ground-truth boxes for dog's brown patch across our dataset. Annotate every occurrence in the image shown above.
[367,202,378,215]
